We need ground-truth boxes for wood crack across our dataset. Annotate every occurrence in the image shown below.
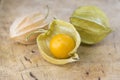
[29,72,38,80]
[24,56,32,63]
[113,33,117,54]
[98,77,101,80]
[21,73,25,80]
[20,59,26,69]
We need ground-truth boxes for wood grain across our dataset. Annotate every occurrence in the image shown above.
[0,0,120,80]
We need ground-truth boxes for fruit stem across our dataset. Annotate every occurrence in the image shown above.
[44,5,49,19]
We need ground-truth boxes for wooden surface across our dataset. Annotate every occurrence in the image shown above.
[0,0,120,80]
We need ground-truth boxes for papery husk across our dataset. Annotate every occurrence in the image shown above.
[37,19,81,65]
[10,13,48,44]
[70,6,112,44]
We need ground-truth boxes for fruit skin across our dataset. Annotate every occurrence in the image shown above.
[37,19,81,65]
[50,34,75,59]
[70,6,112,44]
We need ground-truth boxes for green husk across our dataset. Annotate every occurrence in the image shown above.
[70,6,112,44]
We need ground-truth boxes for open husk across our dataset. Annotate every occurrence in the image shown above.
[37,19,81,65]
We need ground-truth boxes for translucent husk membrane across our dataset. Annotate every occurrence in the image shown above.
[10,6,49,44]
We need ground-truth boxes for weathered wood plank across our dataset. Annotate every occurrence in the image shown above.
[0,0,120,80]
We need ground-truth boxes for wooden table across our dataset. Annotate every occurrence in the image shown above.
[0,0,120,80]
